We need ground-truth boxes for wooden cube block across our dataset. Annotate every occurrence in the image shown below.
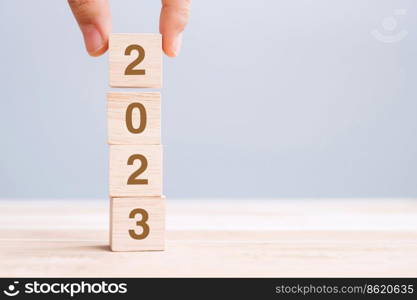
[110,197,165,251]
[109,145,162,197]
[109,33,162,88]
[107,92,161,145]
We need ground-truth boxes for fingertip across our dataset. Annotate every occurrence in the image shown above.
[88,43,108,57]
[163,47,177,57]
[68,0,111,57]
[162,33,182,57]
[81,23,108,57]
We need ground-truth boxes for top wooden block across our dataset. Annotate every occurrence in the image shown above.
[109,34,162,88]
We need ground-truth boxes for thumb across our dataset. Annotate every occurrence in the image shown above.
[160,0,191,57]
[68,0,111,56]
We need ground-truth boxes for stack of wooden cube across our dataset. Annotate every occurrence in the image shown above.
[108,34,164,252]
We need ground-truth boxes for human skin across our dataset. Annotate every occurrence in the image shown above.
[68,0,191,57]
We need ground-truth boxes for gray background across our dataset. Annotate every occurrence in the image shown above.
[0,0,416,199]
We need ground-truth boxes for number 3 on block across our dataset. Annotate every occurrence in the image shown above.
[109,145,162,197]
[109,33,162,88]
[110,198,165,251]
[129,208,150,240]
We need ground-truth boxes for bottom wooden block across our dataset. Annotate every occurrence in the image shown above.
[110,197,165,252]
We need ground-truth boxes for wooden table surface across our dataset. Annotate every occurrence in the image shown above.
[0,199,416,277]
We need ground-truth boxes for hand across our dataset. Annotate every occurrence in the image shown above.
[68,0,191,57]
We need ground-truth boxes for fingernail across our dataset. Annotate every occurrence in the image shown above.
[172,34,183,56]
[81,24,106,56]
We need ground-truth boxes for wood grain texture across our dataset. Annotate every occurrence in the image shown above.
[110,197,165,252]
[107,92,161,145]
[109,145,162,197]
[109,33,162,88]
[0,199,416,277]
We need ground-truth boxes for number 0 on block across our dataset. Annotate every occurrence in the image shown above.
[107,92,161,145]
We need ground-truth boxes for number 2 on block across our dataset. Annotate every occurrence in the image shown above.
[124,44,146,75]
[127,154,148,185]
